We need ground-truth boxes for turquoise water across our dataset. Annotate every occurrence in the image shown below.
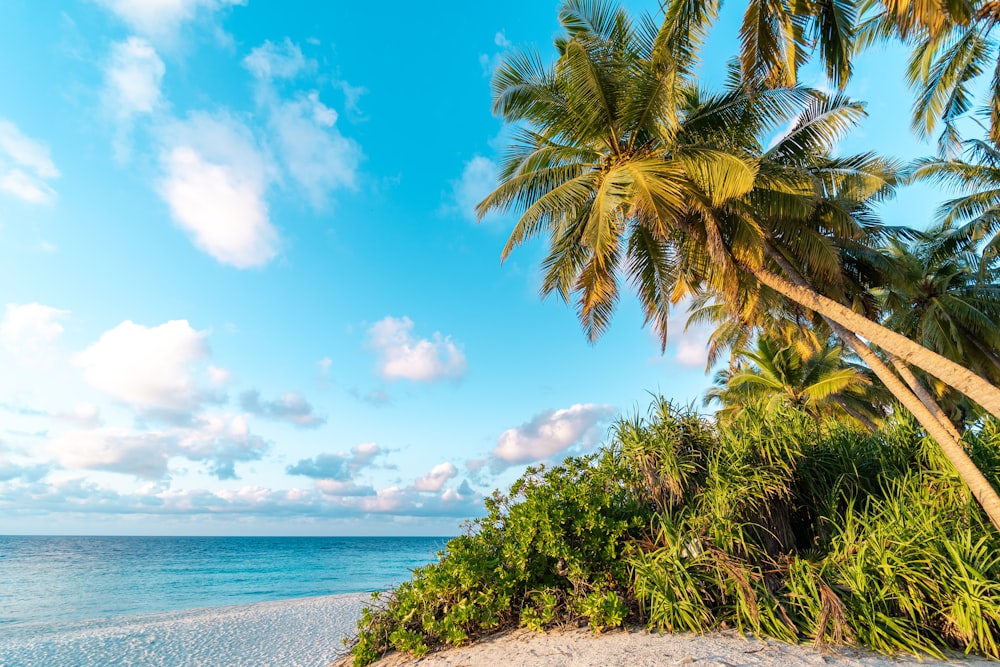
[0,535,448,633]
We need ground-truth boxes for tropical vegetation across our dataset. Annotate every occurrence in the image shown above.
[348,401,1000,665]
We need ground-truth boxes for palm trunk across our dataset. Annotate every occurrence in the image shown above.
[887,353,964,440]
[750,252,1000,530]
[834,326,1000,532]
[748,264,1000,419]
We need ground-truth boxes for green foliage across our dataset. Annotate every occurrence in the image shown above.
[348,446,653,665]
[349,399,1000,665]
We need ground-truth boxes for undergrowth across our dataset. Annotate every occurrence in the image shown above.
[348,399,1000,665]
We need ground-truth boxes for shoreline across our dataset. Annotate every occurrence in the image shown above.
[4,594,996,667]
[0,593,369,667]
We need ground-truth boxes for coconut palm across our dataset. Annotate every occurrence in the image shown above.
[910,139,1000,270]
[869,227,1000,427]
[704,335,885,426]
[669,0,996,152]
[479,0,1000,527]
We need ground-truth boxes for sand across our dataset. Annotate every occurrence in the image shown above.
[357,626,998,667]
[3,597,995,667]
[0,593,369,667]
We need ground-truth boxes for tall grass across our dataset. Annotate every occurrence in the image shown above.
[348,399,1000,665]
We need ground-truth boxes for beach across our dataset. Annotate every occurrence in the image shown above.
[0,593,369,667]
[6,593,997,667]
[360,626,999,667]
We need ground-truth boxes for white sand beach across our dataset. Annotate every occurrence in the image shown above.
[4,596,997,667]
[0,593,369,667]
[358,626,998,667]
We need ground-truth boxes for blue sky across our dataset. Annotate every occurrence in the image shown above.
[0,0,947,535]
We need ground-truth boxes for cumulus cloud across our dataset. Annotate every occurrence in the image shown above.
[50,428,176,479]
[413,462,457,492]
[0,303,69,367]
[93,0,246,45]
[367,316,466,382]
[49,413,267,480]
[244,39,362,208]
[0,119,59,204]
[492,403,616,466]
[446,155,498,223]
[75,319,221,415]
[239,389,325,428]
[286,442,381,480]
[157,112,278,268]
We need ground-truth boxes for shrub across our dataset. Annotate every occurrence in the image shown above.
[348,399,1000,665]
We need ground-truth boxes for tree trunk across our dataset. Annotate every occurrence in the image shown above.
[748,251,1000,530]
[887,353,964,441]
[748,265,1000,419]
[835,327,1000,532]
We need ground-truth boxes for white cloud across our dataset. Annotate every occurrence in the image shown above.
[667,304,714,369]
[49,413,267,480]
[286,443,382,480]
[75,319,214,413]
[0,119,59,204]
[493,403,616,466]
[268,91,361,206]
[103,37,166,162]
[0,303,69,367]
[244,40,362,208]
[157,113,279,268]
[367,316,467,382]
[243,39,307,80]
[94,0,246,44]
[104,37,165,120]
[59,402,103,429]
[51,428,176,479]
[315,479,376,497]
[413,462,456,492]
[239,389,325,428]
[447,155,498,223]
[318,357,332,379]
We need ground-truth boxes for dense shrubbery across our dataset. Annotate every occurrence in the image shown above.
[348,399,1000,666]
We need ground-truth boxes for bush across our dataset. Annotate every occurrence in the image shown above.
[348,399,1000,665]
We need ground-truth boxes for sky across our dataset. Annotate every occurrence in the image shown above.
[0,0,949,535]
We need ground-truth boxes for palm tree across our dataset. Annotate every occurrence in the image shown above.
[910,139,1000,271]
[705,335,885,427]
[672,0,997,152]
[479,0,1000,527]
[871,227,1000,426]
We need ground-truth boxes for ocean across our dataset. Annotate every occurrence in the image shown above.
[0,535,449,637]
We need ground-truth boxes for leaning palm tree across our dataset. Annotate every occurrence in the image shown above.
[478,0,1000,527]
[871,227,1000,427]
[705,335,885,427]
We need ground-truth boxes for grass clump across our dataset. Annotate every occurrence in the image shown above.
[348,398,1000,665]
